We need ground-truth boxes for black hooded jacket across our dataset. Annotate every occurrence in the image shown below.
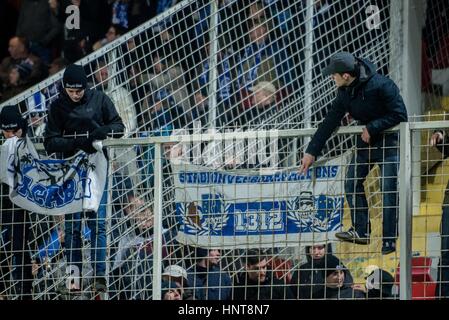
[44,88,125,157]
[306,58,408,157]
[290,249,354,300]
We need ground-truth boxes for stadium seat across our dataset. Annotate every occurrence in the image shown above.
[395,257,437,300]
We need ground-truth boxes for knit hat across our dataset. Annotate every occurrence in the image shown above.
[16,62,33,80]
[0,105,27,131]
[63,64,87,89]
[324,254,344,277]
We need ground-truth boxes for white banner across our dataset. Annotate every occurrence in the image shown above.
[0,136,107,215]
[172,151,352,248]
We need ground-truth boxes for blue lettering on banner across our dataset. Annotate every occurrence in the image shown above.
[16,174,91,209]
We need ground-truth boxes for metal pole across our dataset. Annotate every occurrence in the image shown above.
[399,121,412,300]
[152,143,163,300]
[208,0,219,129]
[104,153,113,300]
[304,0,314,144]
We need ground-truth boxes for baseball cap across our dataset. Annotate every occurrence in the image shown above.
[162,265,188,281]
[248,81,277,95]
[322,51,356,76]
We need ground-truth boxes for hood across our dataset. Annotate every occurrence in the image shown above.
[344,58,377,98]
[305,243,333,264]
[355,57,377,83]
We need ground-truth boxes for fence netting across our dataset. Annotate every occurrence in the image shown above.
[0,0,417,300]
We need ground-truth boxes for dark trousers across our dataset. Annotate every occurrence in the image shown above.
[344,141,399,240]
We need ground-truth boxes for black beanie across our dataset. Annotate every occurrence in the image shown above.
[324,254,344,277]
[63,64,87,89]
[0,105,26,131]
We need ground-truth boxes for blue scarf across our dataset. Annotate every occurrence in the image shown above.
[199,53,232,102]
[239,43,271,89]
[112,1,129,29]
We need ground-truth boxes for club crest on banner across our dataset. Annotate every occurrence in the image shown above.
[179,193,230,235]
[287,191,343,232]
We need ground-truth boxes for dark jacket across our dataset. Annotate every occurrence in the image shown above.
[187,264,232,300]
[324,285,366,300]
[290,251,354,300]
[16,0,61,46]
[233,272,294,300]
[306,58,408,157]
[44,88,125,157]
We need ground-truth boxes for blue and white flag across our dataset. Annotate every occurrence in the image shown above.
[173,152,351,248]
[0,137,107,215]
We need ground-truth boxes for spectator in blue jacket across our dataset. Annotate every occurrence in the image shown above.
[300,52,408,255]
[187,248,232,300]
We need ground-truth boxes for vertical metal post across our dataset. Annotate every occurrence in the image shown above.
[399,122,412,300]
[104,152,113,300]
[152,143,163,300]
[398,0,426,215]
[303,0,314,145]
[208,0,219,129]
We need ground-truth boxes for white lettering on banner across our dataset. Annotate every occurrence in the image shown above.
[235,209,283,232]
[172,151,352,248]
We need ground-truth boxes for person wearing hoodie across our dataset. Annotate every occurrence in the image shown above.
[290,243,354,300]
[300,52,408,255]
[321,254,365,300]
[43,64,125,294]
